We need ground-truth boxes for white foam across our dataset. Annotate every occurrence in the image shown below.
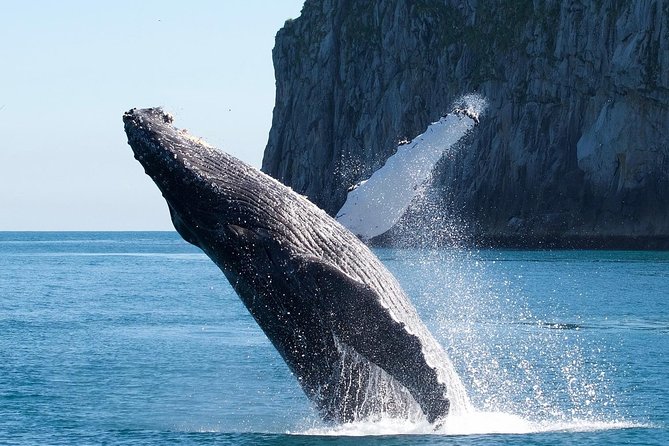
[292,411,648,437]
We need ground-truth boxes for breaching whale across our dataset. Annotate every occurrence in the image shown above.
[122,108,469,423]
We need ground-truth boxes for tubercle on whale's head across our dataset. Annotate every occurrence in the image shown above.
[123,108,179,169]
[123,107,174,125]
[123,108,181,184]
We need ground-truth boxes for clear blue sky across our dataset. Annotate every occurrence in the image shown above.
[0,1,305,230]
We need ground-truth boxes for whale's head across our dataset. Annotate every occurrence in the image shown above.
[123,107,279,260]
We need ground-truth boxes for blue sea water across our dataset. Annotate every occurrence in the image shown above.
[0,232,667,445]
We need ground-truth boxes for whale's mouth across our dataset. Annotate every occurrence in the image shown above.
[124,107,225,208]
[124,108,210,176]
[124,107,227,248]
[123,107,238,193]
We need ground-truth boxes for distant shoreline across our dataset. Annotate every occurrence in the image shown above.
[371,233,669,251]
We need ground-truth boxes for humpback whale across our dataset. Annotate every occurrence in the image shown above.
[122,108,469,423]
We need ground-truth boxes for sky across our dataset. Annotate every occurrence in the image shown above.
[0,1,305,230]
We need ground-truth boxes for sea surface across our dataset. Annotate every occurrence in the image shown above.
[0,232,667,445]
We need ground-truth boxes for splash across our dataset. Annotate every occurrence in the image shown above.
[420,249,623,423]
[294,412,646,437]
[321,336,425,422]
[303,93,637,436]
[304,246,644,437]
[346,92,639,432]
[282,247,641,437]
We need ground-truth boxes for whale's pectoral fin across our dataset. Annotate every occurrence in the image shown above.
[295,255,449,423]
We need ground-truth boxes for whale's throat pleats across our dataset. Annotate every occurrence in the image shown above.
[168,204,202,249]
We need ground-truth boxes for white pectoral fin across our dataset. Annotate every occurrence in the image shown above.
[294,255,423,370]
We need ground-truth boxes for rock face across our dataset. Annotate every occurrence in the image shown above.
[262,0,669,248]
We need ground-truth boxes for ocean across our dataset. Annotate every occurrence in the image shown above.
[0,232,666,445]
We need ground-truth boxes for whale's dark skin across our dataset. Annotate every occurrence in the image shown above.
[122,108,458,424]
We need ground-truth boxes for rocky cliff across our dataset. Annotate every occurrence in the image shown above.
[262,0,669,248]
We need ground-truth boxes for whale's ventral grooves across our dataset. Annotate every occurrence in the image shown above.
[123,107,465,424]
